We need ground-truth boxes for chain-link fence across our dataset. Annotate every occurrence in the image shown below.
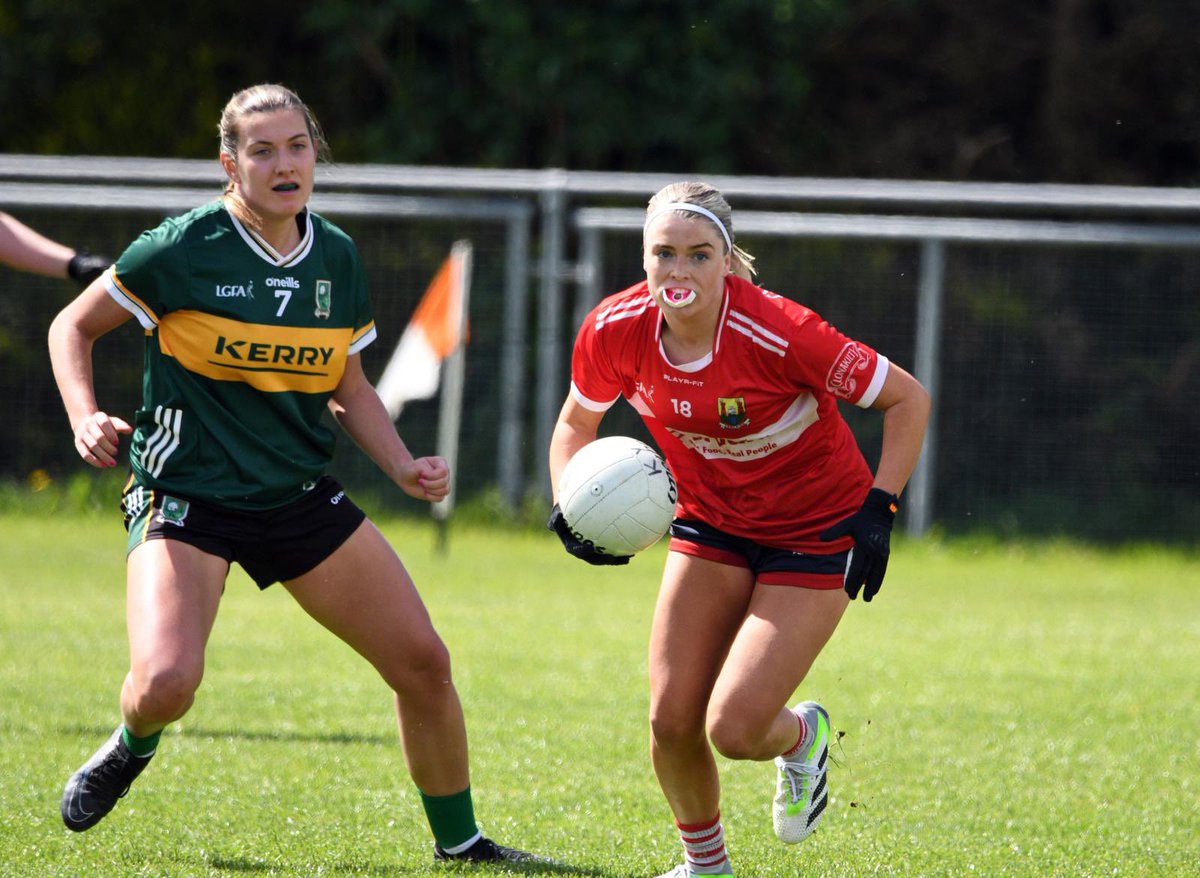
[4,159,1199,542]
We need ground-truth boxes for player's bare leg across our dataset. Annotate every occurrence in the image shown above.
[708,584,847,844]
[62,540,227,831]
[706,585,846,759]
[122,540,228,734]
[284,519,469,795]
[649,551,754,873]
[285,519,540,862]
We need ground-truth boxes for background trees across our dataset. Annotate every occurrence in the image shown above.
[3,0,1199,184]
[4,1,1199,540]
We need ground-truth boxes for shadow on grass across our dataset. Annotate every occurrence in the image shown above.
[206,854,612,876]
[207,857,421,875]
[430,857,608,877]
[62,726,621,877]
[63,722,395,747]
[208,857,410,875]
[206,858,277,873]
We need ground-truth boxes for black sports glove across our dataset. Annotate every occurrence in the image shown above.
[67,250,112,286]
[818,488,899,601]
[547,503,631,566]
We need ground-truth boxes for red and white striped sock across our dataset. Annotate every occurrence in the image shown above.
[677,813,733,875]
[780,708,810,759]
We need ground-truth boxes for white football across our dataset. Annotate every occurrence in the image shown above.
[558,435,678,557]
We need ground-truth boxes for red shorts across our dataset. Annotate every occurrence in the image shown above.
[668,518,847,589]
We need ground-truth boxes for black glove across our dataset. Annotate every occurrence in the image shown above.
[819,488,899,601]
[547,504,631,566]
[67,250,112,286]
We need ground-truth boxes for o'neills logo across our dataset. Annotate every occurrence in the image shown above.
[826,342,871,399]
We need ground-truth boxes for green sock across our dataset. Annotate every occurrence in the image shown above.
[120,725,162,757]
[419,786,479,850]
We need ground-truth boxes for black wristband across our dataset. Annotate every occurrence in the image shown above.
[67,250,111,286]
[864,488,899,517]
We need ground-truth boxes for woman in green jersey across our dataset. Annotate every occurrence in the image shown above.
[48,83,540,864]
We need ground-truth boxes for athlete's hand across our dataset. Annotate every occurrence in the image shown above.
[73,411,132,468]
[66,250,112,286]
[547,504,631,566]
[400,455,450,502]
[819,488,899,601]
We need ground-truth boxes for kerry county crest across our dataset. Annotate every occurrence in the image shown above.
[314,279,332,318]
[159,495,190,527]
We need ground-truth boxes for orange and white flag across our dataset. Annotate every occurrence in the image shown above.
[376,243,470,419]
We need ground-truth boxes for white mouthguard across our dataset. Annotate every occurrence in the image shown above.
[661,287,698,308]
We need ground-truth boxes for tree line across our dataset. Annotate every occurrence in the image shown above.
[3,0,1199,185]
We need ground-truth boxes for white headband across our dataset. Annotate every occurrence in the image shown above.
[644,202,732,253]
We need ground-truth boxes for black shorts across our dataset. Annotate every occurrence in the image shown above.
[668,518,848,589]
[122,476,367,589]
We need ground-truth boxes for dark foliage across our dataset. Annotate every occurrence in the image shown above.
[3,1,1199,183]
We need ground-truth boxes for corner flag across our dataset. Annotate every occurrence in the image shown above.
[375,241,473,532]
[375,241,471,420]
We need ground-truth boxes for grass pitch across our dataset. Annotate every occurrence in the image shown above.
[0,510,1196,877]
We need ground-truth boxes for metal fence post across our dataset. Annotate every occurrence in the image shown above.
[535,171,569,500]
[575,225,604,334]
[498,205,533,509]
[908,237,945,537]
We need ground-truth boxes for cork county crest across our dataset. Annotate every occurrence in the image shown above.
[718,396,748,428]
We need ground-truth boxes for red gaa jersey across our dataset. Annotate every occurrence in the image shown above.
[570,275,889,552]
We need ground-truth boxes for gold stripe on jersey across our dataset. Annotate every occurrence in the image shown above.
[108,271,160,328]
[135,488,155,546]
[157,309,350,393]
[349,320,377,353]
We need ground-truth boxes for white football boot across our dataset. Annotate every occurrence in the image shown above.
[654,865,734,877]
[772,701,831,844]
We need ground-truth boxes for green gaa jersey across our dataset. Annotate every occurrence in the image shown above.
[104,200,377,509]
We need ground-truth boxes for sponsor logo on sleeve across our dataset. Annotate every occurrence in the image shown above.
[826,343,872,400]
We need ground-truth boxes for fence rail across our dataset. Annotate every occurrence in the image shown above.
[5,155,1199,539]
[7,153,1200,213]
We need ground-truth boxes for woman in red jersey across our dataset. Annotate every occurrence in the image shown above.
[548,181,930,877]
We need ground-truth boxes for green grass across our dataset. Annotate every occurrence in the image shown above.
[0,512,1197,877]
